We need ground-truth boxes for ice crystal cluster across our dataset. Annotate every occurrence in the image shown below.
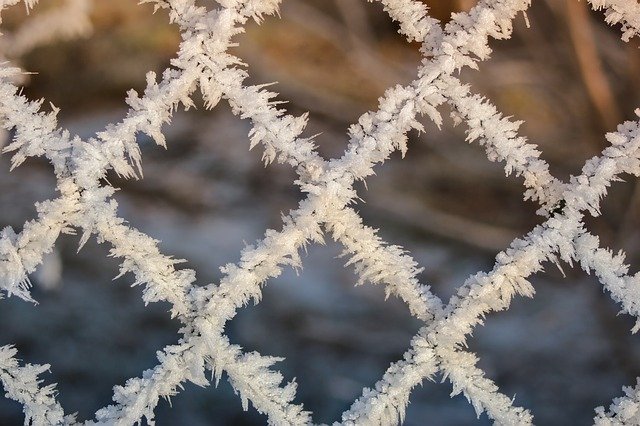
[1,0,640,424]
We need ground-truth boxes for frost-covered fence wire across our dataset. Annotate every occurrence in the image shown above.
[1,0,640,424]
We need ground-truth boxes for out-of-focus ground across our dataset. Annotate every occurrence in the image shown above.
[1,0,640,424]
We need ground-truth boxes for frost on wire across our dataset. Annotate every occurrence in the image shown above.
[1,0,640,424]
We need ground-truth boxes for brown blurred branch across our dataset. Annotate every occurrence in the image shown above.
[288,0,410,85]
[456,0,476,12]
[367,189,519,253]
[564,0,621,132]
[333,0,376,45]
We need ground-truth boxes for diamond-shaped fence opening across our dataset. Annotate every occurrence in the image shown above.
[1,0,640,425]
[455,0,640,181]
[229,241,423,424]
[229,0,426,162]
[356,142,534,255]
[0,233,183,422]
[1,0,181,115]
[467,271,640,425]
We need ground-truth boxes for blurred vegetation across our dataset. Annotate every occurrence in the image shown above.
[3,0,639,258]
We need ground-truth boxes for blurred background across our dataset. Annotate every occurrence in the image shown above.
[1,0,640,424]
